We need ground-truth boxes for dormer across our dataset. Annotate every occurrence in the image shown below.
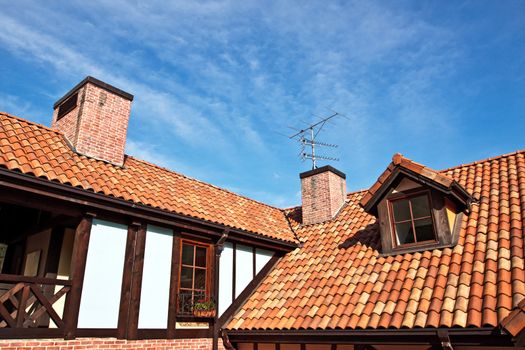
[360,153,472,255]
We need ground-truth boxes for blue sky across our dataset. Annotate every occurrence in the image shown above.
[0,1,524,207]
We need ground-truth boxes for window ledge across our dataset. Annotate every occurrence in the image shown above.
[379,242,455,257]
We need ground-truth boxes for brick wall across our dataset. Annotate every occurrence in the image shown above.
[0,337,228,350]
[52,80,132,166]
[300,167,346,225]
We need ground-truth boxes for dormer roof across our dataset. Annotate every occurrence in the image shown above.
[360,153,473,215]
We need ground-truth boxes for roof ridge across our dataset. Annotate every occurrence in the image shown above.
[439,149,525,172]
[0,111,61,135]
[126,155,284,211]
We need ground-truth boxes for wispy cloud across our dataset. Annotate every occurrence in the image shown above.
[1,0,522,205]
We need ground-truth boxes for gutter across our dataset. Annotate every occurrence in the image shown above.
[0,167,299,251]
[222,327,512,347]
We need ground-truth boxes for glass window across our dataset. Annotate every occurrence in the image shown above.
[391,193,436,247]
[179,241,209,315]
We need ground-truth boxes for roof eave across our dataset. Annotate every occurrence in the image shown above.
[224,327,512,347]
[0,167,299,251]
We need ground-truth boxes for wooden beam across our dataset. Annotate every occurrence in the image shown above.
[62,213,94,340]
[212,230,228,350]
[167,230,181,339]
[127,224,146,339]
[117,222,143,339]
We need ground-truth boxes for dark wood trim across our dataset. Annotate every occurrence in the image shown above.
[167,231,181,339]
[75,328,119,338]
[0,168,298,252]
[44,226,65,276]
[252,246,256,278]
[0,274,72,285]
[232,242,237,301]
[127,224,147,339]
[363,167,472,215]
[218,253,282,327]
[15,285,30,327]
[137,327,212,339]
[117,222,145,339]
[117,223,137,338]
[0,328,64,339]
[62,213,94,339]
[224,327,512,347]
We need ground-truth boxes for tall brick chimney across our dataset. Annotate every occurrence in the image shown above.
[52,76,133,166]
[300,166,347,225]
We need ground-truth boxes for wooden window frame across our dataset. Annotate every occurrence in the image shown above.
[177,239,213,315]
[377,182,461,256]
[387,190,438,249]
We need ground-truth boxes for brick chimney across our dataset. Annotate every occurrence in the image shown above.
[52,76,133,166]
[300,166,347,225]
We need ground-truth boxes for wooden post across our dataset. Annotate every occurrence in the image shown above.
[63,214,94,340]
[213,231,228,350]
[117,222,145,339]
[167,230,181,339]
[127,224,146,339]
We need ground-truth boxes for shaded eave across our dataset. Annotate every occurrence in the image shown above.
[361,166,473,215]
[0,166,298,251]
[224,327,513,347]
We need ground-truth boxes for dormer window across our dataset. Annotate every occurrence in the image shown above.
[390,192,437,247]
[360,153,473,256]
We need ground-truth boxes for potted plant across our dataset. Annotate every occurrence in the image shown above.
[193,298,216,318]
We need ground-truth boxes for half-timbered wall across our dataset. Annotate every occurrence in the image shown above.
[138,225,173,329]
[78,219,128,328]
[219,242,274,316]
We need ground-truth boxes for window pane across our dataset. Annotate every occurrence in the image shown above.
[392,199,411,222]
[182,244,194,265]
[195,246,207,267]
[411,195,431,218]
[180,266,193,289]
[395,222,415,245]
[414,217,436,242]
[195,268,206,290]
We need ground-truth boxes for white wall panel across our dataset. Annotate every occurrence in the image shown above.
[235,244,253,298]
[138,225,173,328]
[78,219,127,328]
[219,242,233,316]
[255,248,273,274]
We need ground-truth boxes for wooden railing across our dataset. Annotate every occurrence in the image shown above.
[0,274,72,332]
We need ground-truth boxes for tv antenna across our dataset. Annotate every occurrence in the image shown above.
[288,111,341,169]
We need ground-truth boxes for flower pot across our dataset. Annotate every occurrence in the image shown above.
[193,309,216,318]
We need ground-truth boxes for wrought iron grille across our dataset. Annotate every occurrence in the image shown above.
[177,291,206,316]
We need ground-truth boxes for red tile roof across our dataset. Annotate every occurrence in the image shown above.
[0,112,296,243]
[227,150,525,331]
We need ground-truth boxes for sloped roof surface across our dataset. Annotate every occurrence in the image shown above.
[0,112,296,243]
[227,150,525,331]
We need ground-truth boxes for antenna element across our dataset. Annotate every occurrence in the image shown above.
[289,112,341,169]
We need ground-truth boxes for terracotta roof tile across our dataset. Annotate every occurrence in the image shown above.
[0,112,296,243]
[227,149,525,332]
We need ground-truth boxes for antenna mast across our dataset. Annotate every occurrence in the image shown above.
[289,112,340,169]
